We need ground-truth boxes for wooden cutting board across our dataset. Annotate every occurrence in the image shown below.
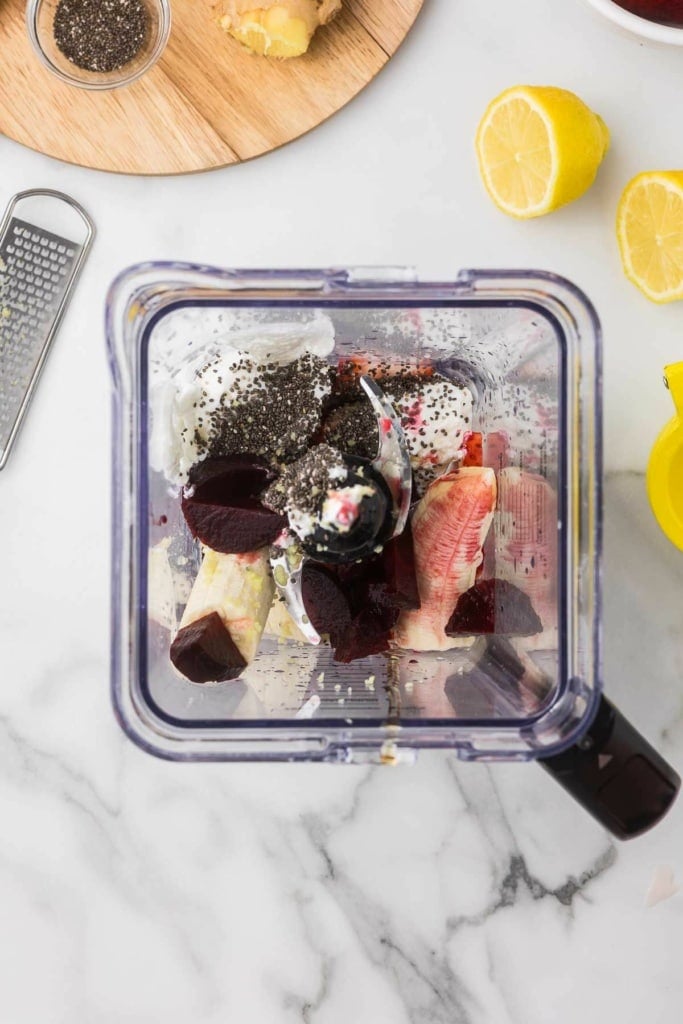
[0,0,424,175]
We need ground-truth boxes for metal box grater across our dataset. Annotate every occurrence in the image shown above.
[0,190,94,470]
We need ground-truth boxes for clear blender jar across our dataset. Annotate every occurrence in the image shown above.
[107,264,679,839]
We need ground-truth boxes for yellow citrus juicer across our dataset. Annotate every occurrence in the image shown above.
[647,362,683,551]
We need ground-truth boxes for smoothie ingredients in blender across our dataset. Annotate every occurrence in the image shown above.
[113,268,680,836]
[152,317,548,685]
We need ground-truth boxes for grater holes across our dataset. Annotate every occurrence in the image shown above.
[0,215,83,448]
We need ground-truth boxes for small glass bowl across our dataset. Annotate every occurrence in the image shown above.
[26,0,172,90]
[580,0,683,45]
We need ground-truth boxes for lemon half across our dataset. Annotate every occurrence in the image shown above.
[617,172,683,303]
[476,85,610,219]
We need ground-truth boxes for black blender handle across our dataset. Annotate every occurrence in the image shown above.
[540,695,680,840]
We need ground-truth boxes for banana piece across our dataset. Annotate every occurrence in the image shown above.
[264,593,309,643]
[171,547,275,683]
[148,538,178,632]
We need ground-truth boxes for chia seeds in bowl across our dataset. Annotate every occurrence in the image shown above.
[26,0,171,90]
[54,0,150,74]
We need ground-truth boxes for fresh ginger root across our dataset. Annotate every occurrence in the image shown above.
[210,0,342,58]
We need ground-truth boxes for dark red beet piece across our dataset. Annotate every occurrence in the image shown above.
[187,455,273,494]
[302,565,352,648]
[445,579,542,637]
[333,584,401,663]
[333,558,382,616]
[309,526,419,661]
[381,522,420,611]
[170,612,247,683]
[182,456,286,554]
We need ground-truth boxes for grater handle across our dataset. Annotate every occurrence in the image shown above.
[540,695,680,840]
[6,189,95,248]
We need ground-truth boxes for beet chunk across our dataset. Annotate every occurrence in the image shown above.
[170,612,247,683]
[381,521,420,611]
[182,456,286,553]
[333,584,401,663]
[187,455,273,495]
[333,557,383,615]
[445,579,542,637]
[302,564,352,648]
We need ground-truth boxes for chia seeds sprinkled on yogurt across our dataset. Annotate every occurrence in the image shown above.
[322,400,378,459]
[199,352,331,467]
[325,371,474,490]
[54,0,149,73]
[264,444,347,516]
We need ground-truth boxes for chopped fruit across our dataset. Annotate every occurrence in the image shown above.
[334,583,401,663]
[171,546,275,682]
[445,579,542,637]
[395,467,497,651]
[476,85,609,218]
[292,539,418,662]
[617,172,683,303]
[213,0,342,58]
[182,456,286,553]
[264,595,308,643]
[170,612,247,684]
[336,355,434,393]
[301,564,352,647]
[462,432,483,467]
[148,538,178,632]
[495,468,558,650]
[331,556,379,613]
[381,523,421,611]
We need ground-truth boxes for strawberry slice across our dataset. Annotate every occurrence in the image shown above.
[394,467,497,651]
[461,431,483,467]
[335,355,434,392]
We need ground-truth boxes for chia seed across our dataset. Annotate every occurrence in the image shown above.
[264,444,347,516]
[321,400,378,459]
[199,351,330,467]
[54,0,150,73]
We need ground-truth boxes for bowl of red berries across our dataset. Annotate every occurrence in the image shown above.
[581,0,683,43]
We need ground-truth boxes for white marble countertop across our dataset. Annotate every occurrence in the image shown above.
[1,0,682,1021]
